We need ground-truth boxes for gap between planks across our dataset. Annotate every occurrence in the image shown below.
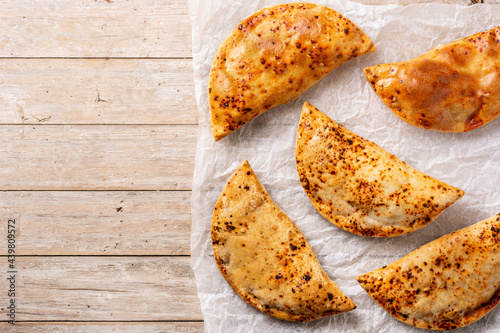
[0,321,204,333]
[0,57,193,60]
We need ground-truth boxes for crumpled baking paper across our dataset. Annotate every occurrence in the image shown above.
[188,1,500,332]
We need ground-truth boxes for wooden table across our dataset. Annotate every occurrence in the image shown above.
[0,0,493,332]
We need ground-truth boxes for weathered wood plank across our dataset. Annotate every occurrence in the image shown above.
[0,322,204,333]
[0,0,191,58]
[0,59,198,125]
[0,191,191,255]
[0,125,196,191]
[0,257,203,321]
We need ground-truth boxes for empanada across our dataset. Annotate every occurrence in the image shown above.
[357,214,500,330]
[212,160,356,321]
[295,102,464,237]
[365,26,500,132]
[209,2,375,141]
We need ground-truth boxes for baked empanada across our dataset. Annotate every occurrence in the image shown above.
[365,26,500,132]
[212,160,356,321]
[295,102,464,237]
[209,2,375,141]
[357,214,500,330]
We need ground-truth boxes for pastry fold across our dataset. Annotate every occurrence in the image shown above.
[357,214,500,330]
[365,26,500,132]
[212,160,356,321]
[209,2,375,141]
[296,102,464,237]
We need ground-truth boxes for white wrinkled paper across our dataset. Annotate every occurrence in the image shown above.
[188,1,500,331]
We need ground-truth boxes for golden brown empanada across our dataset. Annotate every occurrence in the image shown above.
[209,2,375,141]
[296,102,464,237]
[357,214,500,330]
[212,160,356,321]
[365,26,500,132]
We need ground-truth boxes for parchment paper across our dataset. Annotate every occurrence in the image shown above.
[188,1,500,332]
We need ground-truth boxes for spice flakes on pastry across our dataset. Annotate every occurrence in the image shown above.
[357,214,500,330]
[209,2,375,141]
[211,160,355,321]
[296,102,464,237]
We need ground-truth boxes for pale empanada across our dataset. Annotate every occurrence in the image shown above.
[295,102,464,237]
[209,2,375,141]
[365,26,500,132]
[211,160,356,321]
[357,214,500,330]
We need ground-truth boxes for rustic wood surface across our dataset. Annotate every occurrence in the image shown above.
[0,0,491,332]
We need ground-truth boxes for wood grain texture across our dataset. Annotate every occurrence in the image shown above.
[0,322,204,333]
[0,59,198,125]
[0,0,191,58]
[0,256,203,321]
[0,191,191,255]
[0,125,196,191]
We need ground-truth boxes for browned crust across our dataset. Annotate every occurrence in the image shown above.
[357,214,500,330]
[295,102,464,237]
[209,2,375,141]
[365,26,500,132]
[211,160,356,321]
